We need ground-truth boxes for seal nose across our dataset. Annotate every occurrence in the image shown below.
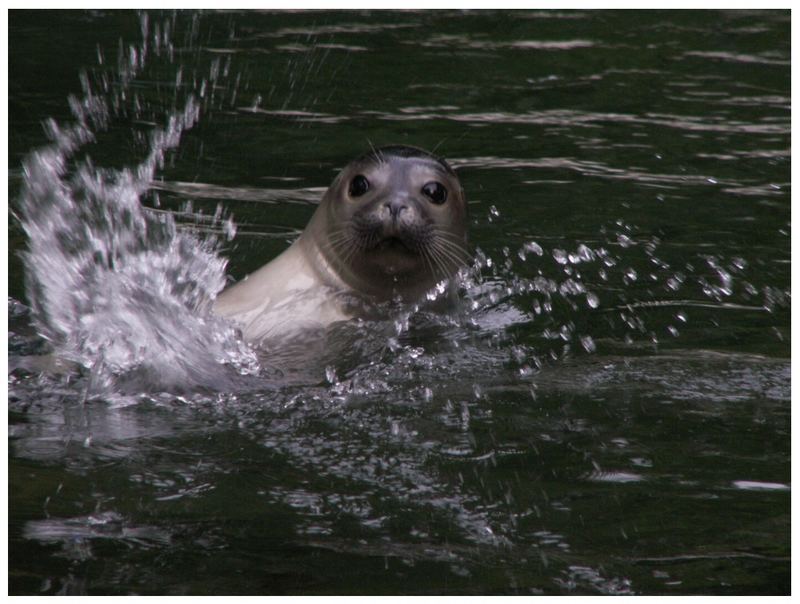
[385,198,408,220]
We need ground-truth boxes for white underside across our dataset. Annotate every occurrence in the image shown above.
[213,240,350,345]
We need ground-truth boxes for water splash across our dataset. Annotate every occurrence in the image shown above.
[15,12,259,395]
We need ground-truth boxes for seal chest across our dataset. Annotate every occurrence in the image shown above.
[214,145,469,344]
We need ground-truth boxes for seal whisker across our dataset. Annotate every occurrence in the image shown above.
[430,231,468,251]
[430,226,467,242]
[429,240,466,272]
[336,228,364,263]
[431,231,467,247]
[430,246,456,279]
[326,225,365,268]
[430,227,467,244]
[429,237,469,264]
[422,238,452,275]
[326,229,358,257]
[431,138,447,155]
[425,246,447,278]
[420,246,437,277]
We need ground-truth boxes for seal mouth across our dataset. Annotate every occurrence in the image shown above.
[376,236,416,254]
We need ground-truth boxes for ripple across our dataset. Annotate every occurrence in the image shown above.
[238,107,349,124]
[24,511,171,553]
[508,39,594,50]
[587,470,645,484]
[717,95,789,109]
[369,108,788,136]
[452,155,732,189]
[255,22,418,38]
[732,480,789,491]
[406,35,596,51]
[556,565,634,595]
[683,50,789,66]
[153,180,325,205]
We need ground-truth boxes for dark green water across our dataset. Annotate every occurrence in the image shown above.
[8,10,790,595]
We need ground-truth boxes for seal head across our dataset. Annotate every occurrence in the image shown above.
[301,145,469,302]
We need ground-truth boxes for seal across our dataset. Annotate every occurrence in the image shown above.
[213,145,469,344]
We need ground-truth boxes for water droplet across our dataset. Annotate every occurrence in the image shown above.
[579,244,595,262]
[741,281,757,296]
[223,217,236,241]
[408,347,424,359]
[523,241,543,257]
[460,402,471,429]
[559,279,585,297]
[325,366,338,385]
[586,292,600,308]
[617,234,634,248]
[580,335,596,353]
[394,315,410,335]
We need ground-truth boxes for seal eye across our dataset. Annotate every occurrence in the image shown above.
[349,174,370,198]
[422,181,448,205]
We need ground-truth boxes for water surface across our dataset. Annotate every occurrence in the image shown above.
[8,9,790,595]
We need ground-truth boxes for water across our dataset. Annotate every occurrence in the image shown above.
[8,10,790,595]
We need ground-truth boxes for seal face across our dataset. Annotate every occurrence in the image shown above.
[307,145,469,301]
[214,145,469,342]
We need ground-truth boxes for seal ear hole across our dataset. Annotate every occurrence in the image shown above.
[422,181,448,205]
[349,174,370,198]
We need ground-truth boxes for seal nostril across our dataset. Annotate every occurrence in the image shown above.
[385,200,407,219]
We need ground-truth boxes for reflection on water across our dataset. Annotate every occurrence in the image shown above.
[9,9,789,595]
